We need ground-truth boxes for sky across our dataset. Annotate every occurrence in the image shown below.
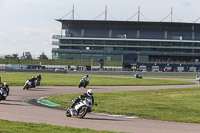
[0,0,200,59]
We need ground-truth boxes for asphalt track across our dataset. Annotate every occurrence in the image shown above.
[0,78,200,133]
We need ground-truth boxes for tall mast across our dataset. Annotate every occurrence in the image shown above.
[171,7,173,22]
[72,5,74,20]
[138,6,140,22]
[105,5,107,20]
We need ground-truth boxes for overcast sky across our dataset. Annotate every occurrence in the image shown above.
[0,0,200,59]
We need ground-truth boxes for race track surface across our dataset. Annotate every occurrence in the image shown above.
[0,78,200,133]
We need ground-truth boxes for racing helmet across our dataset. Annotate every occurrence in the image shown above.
[86,74,89,78]
[3,82,8,87]
[87,89,93,96]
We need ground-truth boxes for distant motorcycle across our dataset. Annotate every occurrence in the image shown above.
[78,78,89,88]
[135,73,143,79]
[66,97,94,118]
[36,78,41,86]
[0,88,8,101]
[196,75,200,83]
[23,79,37,90]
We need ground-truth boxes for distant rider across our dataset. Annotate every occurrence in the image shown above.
[70,89,94,110]
[1,82,9,95]
[83,74,89,85]
[36,74,42,85]
[30,76,37,88]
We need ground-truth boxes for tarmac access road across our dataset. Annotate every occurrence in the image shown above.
[0,79,200,133]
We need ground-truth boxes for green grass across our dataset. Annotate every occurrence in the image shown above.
[145,75,195,79]
[0,119,115,133]
[46,87,200,123]
[0,72,194,86]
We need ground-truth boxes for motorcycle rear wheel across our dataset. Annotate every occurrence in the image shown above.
[77,106,88,118]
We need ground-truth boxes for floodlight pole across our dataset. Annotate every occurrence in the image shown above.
[171,7,173,22]
[72,5,75,20]
[105,5,107,21]
[138,6,140,22]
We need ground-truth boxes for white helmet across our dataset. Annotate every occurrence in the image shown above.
[3,82,8,87]
[87,89,93,96]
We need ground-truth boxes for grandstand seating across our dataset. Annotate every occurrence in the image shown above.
[68,27,199,41]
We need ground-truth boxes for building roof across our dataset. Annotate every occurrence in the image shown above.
[56,19,200,31]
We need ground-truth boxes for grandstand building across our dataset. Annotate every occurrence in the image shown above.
[52,19,200,71]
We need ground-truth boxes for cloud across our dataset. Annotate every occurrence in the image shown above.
[0,27,55,58]
[180,1,191,6]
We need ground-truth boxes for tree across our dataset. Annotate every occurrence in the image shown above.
[4,55,12,59]
[12,54,18,59]
[38,52,48,60]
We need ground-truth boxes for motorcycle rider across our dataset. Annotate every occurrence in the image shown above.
[1,82,9,95]
[30,76,37,88]
[36,74,42,85]
[70,89,94,109]
[83,74,89,84]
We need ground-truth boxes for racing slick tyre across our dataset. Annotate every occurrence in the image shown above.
[77,106,88,118]
[66,108,72,117]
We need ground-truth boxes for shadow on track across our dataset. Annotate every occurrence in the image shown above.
[27,89,48,91]
[0,102,27,106]
[5,99,23,103]
[83,117,126,121]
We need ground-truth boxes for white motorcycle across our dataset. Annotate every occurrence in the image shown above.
[66,97,94,118]
[23,79,37,90]
[0,88,8,101]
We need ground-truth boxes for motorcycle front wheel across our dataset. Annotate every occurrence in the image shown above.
[78,83,82,88]
[66,108,72,117]
[23,85,26,90]
[77,106,88,118]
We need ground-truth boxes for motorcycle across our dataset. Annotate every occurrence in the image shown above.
[36,78,41,86]
[0,88,8,101]
[78,78,89,88]
[135,74,143,79]
[66,97,94,118]
[23,79,37,90]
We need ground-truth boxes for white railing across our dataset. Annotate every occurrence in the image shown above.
[52,35,61,39]
[52,41,59,46]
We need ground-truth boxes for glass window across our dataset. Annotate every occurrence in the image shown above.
[127,41,138,45]
[139,41,148,46]
[70,54,81,59]
[104,47,113,51]
[161,42,172,46]
[116,41,126,45]
[92,47,104,50]
[115,47,125,50]
[71,40,82,44]
[94,40,105,44]
[83,40,93,44]
[81,54,92,60]
[60,40,71,44]
[115,55,122,61]
[105,40,116,45]
[149,42,160,46]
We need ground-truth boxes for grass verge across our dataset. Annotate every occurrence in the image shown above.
[145,75,195,79]
[45,87,200,123]
[0,119,115,133]
[0,72,194,86]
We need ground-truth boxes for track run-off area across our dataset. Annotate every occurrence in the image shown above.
[0,78,200,133]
